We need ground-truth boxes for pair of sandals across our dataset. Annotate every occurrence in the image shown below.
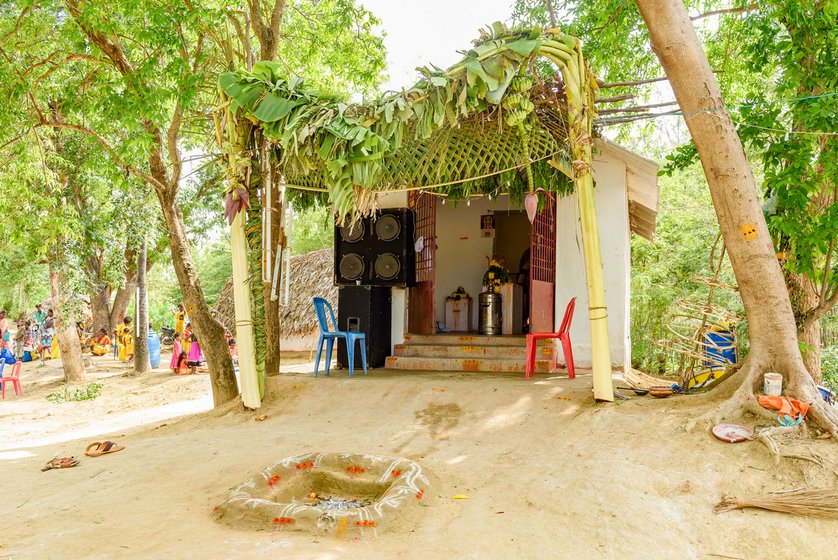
[41,441,125,471]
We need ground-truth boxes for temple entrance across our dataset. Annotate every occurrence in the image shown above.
[493,211,531,334]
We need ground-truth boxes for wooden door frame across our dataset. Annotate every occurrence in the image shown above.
[529,197,557,333]
[408,192,436,334]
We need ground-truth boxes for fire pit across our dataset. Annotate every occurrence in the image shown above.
[212,453,430,536]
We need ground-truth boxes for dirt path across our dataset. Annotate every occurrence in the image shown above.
[1,357,835,559]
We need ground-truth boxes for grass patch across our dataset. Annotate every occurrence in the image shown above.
[46,382,103,403]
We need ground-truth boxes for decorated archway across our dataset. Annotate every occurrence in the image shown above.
[219,23,614,404]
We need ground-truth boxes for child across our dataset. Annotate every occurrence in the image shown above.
[228,338,238,366]
[170,332,189,374]
[182,323,192,355]
[13,321,25,360]
[187,330,203,374]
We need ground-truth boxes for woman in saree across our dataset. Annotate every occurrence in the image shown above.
[90,328,111,356]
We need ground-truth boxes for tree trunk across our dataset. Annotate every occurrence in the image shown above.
[263,183,284,377]
[110,278,135,333]
[787,273,822,383]
[134,239,150,374]
[635,0,837,434]
[159,193,239,405]
[49,265,86,382]
[89,283,111,332]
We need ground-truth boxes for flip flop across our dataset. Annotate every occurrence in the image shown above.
[42,456,79,471]
[85,441,125,457]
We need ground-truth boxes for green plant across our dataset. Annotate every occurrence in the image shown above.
[46,382,103,403]
[822,346,838,393]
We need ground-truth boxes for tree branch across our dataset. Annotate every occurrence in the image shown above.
[545,0,558,28]
[246,0,266,51]
[800,287,838,332]
[1,6,31,43]
[167,101,184,187]
[34,120,167,192]
[266,0,286,60]
[690,3,759,21]
[598,70,724,89]
[597,100,679,115]
[594,94,636,104]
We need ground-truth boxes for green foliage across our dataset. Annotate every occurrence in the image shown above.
[290,204,334,254]
[219,23,582,218]
[46,382,103,403]
[822,346,838,393]
[630,165,744,374]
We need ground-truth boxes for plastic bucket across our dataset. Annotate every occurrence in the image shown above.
[763,372,783,396]
[147,332,161,368]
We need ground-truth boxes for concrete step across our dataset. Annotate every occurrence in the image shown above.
[402,333,526,347]
[393,343,554,360]
[384,355,555,374]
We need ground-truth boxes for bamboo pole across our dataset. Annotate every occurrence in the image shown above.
[231,209,260,409]
[543,46,614,402]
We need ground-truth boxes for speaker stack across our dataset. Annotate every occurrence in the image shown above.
[334,208,416,287]
[333,208,414,369]
[336,285,392,369]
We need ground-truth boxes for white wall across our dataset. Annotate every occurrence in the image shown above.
[434,196,526,329]
[555,153,630,368]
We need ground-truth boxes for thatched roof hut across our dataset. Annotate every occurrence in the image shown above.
[215,248,336,340]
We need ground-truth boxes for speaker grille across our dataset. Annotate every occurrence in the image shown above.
[339,253,365,281]
[375,253,401,280]
[340,222,365,243]
[375,215,401,241]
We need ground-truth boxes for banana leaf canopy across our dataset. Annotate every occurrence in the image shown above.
[218,23,598,219]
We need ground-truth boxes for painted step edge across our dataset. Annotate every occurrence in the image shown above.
[384,356,555,373]
[393,344,553,359]
[402,334,527,347]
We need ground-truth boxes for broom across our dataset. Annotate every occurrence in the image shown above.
[715,488,838,519]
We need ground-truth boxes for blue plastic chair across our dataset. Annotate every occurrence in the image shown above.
[312,297,367,377]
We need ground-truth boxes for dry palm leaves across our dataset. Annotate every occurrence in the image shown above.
[715,488,838,519]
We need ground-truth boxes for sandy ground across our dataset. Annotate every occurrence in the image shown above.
[1,355,836,560]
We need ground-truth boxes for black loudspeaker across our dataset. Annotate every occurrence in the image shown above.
[334,208,416,287]
[336,285,392,369]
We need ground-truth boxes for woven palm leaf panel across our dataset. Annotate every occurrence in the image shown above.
[280,88,573,196]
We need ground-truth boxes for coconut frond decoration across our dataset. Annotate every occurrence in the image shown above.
[217,22,597,221]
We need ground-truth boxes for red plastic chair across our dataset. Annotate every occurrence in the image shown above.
[1,360,22,398]
[525,297,576,379]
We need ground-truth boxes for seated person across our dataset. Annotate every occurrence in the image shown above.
[90,328,111,356]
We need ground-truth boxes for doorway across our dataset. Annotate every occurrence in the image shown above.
[493,211,530,333]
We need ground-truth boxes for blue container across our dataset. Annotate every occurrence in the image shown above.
[704,330,737,368]
[147,332,161,368]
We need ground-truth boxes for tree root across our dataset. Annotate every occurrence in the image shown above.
[684,355,838,440]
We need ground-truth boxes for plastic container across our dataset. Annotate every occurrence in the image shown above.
[763,372,783,396]
[704,330,737,368]
[147,332,161,369]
